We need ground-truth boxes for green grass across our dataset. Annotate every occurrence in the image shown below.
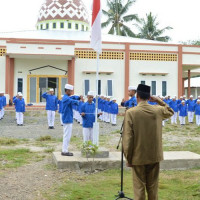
[163,140,200,154]
[0,137,19,145]
[0,148,44,169]
[42,169,200,200]
[36,135,54,142]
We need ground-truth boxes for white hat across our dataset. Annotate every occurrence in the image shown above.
[112,98,117,101]
[17,92,22,95]
[128,86,137,91]
[19,93,23,97]
[49,88,54,92]
[87,91,95,96]
[190,95,193,98]
[183,95,186,98]
[172,96,176,99]
[197,99,200,102]
[61,95,64,98]
[198,96,200,98]
[0,91,4,94]
[65,84,74,90]
[180,96,183,98]
[181,100,185,103]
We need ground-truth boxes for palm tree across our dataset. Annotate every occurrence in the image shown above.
[136,12,173,42]
[101,0,139,37]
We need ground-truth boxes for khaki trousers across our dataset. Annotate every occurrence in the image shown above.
[131,163,160,200]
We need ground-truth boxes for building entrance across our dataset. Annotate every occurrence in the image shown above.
[27,75,68,104]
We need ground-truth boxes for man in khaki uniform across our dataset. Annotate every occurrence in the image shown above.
[123,84,174,200]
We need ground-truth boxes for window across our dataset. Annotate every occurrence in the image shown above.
[75,24,79,30]
[141,81,145,85]
[60,22,64,29]
[53,23,56,29]
[46,23,49,29]
[162,81,167,97]
[84,80,90,96]
[17,78,23,93]
[151,81,156,95]
[68,23,71,29]
[40,24,43,30]
[107,80,113,96]
[86,27,88,31]
[98,80,101,95]
[82,25,84,31]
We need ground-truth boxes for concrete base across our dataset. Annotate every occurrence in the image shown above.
[52,151,200,171]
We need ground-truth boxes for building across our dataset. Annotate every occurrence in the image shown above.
[1,0,200,104]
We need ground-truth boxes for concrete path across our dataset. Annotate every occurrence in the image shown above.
[53,151,200,171]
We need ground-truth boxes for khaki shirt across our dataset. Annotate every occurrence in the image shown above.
[122,99,174,165]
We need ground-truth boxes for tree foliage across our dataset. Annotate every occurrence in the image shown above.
[101,0,139,37]
[135,12,173,42]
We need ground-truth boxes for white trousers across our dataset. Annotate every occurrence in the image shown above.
[188,111,194,123]
[83,128,93,143]
[2,108,4,116]
[105,112,110,123]
[62,123,73,153]
[179,116,186,125]
[60,114,63,125]
[47,110,55,127]
[102,112,106,121]
[0,109,2,119]
[196,115,200,126]
[111,114,117,125]
[16,112,23,125]
[162,121,165,126]
[171,112,178,124]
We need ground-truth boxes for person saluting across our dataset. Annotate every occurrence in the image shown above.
[122,84,174,200]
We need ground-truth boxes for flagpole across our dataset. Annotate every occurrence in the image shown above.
[94,52,100,146]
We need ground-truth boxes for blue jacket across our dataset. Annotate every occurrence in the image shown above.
[13,98,25,112]
[0,97,3,110]
[194,103,200,115]
[178,104,187,117]
[58,100,63,114]
[105,101,111,113]
[109,101,118,114]
[123,96,137,108]
[164,99,171,105]
[186,99,196,112]
[78,101,84,113]
[2,96,6,107]
[169,100,179,112]
[42,93,58,111]
[62,95,79,124]
[81,102,95,128]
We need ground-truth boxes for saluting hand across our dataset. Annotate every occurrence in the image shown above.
[81,112,85,116]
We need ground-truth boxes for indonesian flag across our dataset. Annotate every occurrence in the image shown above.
[90,0,102,53]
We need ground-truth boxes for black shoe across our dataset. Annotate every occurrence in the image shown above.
[17,124,20,126]
[61,152,74,156]
[20,124,23,126]
[48,126,51,129]
[51,126,55,129]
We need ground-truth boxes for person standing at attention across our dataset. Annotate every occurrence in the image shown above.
[42,88,58,129]
[58,95,64,126]
[61,84,80,156]
[13,93,26,126]
[121,86,137,108]
[123,84,174,200]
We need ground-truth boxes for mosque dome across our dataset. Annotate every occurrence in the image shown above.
[37,0,90,31]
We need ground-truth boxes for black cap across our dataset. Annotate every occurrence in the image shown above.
[137,84,151,95]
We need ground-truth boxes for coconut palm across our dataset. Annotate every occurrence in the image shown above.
[136,12,173,42]
[101,0,139,37]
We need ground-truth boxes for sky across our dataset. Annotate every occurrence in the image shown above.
[0,0,200,43]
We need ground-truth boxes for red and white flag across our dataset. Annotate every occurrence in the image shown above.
[90,0,102,53]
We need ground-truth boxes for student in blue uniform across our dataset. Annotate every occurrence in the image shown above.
[81,91,96,142]
[121,86,137,108]
[58,95,64,126]
[13,93,25,126]
[0,91,6,118]
[194,99,200,126]
[178,100,187,125]
[105,97,111,123]
[61,84,80,156]
[109,98,119,126]
[42,88,58,129]
[169,96,178,124]
[186,95,195,123]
